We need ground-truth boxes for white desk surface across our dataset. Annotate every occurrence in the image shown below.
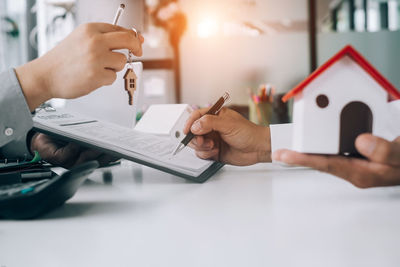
[1,162,400,267]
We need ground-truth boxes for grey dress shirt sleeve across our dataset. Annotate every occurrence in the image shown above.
[0,69,34,159]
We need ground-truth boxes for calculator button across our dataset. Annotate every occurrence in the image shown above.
[20,187,34,194]
[0,179,49,198]
[4,128,13,136]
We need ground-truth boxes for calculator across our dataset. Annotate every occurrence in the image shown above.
[0,161,99,219]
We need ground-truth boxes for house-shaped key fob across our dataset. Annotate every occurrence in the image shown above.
[123,68,137,105]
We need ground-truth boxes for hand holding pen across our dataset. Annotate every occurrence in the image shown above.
[181,98,271,165]
[172,92,230,156]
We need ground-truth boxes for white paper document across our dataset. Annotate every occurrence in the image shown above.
[33,109,216,178]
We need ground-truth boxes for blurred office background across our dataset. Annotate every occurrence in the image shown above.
[0,0,399,123]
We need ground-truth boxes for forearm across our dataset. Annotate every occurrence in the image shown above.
[15,58,51,112]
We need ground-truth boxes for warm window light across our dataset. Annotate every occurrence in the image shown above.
[197,17,219,38]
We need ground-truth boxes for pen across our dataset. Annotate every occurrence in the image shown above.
[112,3,139,59]
[113,3,125,25]
[172,92,230,156]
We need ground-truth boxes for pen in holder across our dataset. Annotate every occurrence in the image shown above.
[248,84,274,126]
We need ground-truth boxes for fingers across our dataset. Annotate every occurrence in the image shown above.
[89,23,128,33]
[183,108,209,134]
[195,148,219,161]
[188,136,215,152]
[184,107,236,136]
[96,155,120,167]
[187,135,219,160]
[100,69,117,86]
[190,113,233,136]
[188,135,204,148]
[84,22,144,55]
[273,149,360,185]
[273,149,357,177]
[132,28,145,43]
[31,134,81,168]
[356,134,400,167]
[74,149,103,166]
[103,31,143,56]
[85,23,145,42]
[46,142,82,168]
[103,52,127,72]
[187,134,220,161]
[138,34,145,43]
[190,108,234,136]
[31,133,119,168]
[71,148,119,168]
[272,149,400,188]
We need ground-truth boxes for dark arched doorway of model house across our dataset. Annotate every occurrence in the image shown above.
[339,101,373,157]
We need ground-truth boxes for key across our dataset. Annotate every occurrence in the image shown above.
[123,50,138,106]
[123,67,137,105]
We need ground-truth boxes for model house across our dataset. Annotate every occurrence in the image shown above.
[282,45,400,156]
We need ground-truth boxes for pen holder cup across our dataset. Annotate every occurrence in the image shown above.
[249,100,272,126]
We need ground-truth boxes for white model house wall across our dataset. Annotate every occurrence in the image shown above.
[292,55,389,154]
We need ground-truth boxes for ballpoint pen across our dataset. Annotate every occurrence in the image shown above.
[112,4,140,48]
[112,3,139,35]
[172,92,230,156]
[113,4,125,25]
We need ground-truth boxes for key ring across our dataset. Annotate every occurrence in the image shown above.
[128,50,134,67]
[132,27,139,37]
[127,27,139,66]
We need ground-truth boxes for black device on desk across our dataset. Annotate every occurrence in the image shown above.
[0,161,99,219]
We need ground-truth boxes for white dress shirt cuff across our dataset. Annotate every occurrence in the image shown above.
[0,69,33,159]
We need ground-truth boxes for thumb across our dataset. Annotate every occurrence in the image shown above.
[191,114,231,135]
[356,134,400,166]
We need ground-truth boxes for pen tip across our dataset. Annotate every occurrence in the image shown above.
[172,143,184,157]
[172,147,179,156]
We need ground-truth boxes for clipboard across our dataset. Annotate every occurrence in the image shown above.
[34,127,224,183]
[33,109,224,183]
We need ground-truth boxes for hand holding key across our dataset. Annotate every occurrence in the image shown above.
[15,22,144,111]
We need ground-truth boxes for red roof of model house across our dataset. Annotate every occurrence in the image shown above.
[282,45,400,102]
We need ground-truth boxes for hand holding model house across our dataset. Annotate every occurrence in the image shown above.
[274,46,400,188]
